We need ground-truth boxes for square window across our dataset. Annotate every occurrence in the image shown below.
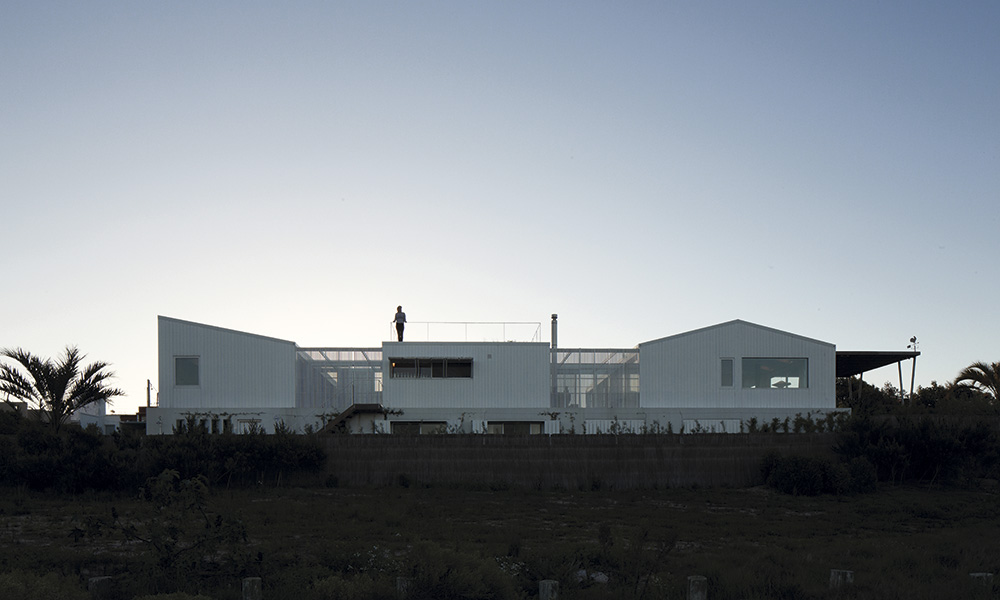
[175,356,199,386]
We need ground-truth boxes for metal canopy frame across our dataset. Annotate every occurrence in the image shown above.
[836,350,920,401]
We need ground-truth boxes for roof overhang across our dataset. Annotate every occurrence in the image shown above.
[836,351,919,378]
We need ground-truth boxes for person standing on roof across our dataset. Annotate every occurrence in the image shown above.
[394,306,406,341]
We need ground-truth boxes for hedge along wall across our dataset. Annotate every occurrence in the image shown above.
[320,433,839,489]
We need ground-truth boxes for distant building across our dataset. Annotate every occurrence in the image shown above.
[147,315,915,435]
[73,400,121,434]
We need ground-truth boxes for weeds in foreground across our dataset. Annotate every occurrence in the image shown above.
[3,482,998,599]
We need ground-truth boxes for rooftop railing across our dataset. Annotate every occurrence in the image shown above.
[387,321,543,343]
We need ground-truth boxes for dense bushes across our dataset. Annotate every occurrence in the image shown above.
[763,415,999,495]
[835,416,999,484]
[0,570,89,600]
[760,453,876,495]
[0,420,326,493]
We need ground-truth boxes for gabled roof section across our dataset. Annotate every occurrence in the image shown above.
[158,316,296,346]
[639,319,834,348]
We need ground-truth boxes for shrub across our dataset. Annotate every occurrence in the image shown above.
[835,416,1000,484]
[310,574,395,600]
[0,570,88,600]
[847,456,877,493]
[405,540,520,600]
[762,454,874,496]
[134,594,216,600]
[765,455,826,495]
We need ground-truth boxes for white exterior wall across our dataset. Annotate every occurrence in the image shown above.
[158,316,296,409]
[381,341,549,409]
[639,320,835,409]
[146,317,847,435]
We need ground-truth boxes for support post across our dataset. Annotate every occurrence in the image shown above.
[243,577,262,600]
[539,579,559,600]
[898,362,905,402]
[687,575,707,600]
[88,576,116,599]
[396,576,412,598]
[829,569,854,588]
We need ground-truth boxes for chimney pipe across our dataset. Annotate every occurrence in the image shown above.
[550,314,558,406]
[551,314,558,350]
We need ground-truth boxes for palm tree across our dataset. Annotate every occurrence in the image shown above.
[0,346,124,431]
[953,361,1000,403]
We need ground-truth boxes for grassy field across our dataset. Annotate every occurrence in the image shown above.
[2,482,999,599]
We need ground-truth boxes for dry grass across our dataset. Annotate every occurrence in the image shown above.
[1,483,998,599]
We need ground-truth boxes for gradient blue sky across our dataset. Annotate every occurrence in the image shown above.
[3,1,998,414]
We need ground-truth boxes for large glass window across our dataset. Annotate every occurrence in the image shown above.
[742,358,808,389]
[175,356,199,386]
[389,358,472,379]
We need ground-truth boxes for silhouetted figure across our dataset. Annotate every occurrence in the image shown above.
[394,306,406,341]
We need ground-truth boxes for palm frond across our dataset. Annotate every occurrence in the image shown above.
[954,361,1000,400]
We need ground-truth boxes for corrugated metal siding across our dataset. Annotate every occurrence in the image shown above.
[639,320,835,410]
[158,317,296,409]
[382,342,549,409]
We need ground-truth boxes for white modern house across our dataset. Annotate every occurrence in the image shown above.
[146,315,915,435]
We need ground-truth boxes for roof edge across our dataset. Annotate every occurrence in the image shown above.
[639,319,834,348]
[158,315,297,346]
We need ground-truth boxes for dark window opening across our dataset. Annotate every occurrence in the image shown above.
[390,358,473,379]
[487,422,543,435]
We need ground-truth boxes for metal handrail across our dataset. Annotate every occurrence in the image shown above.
[388,321,542,343]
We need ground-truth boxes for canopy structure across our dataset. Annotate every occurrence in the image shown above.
[836,351,920,378]
[836,350,920,401]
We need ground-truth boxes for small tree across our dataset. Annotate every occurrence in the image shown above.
[0,346,124,431]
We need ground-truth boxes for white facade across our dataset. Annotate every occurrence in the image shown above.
[147,316,846,434]
[158,317,296,409]
[639,320,836,410]
[382,341,549,410]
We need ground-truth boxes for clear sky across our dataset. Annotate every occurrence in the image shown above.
[2,1,998,414]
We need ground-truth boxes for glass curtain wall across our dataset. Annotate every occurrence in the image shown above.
[552,349,639,408]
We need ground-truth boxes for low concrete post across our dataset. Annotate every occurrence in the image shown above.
[970,572,994,585]
[829,569,854,588]
[396,576,412,598]
[539,579,559,600]
[243,576,262,600]
[687,575,707,600]
[88,576,115,599]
